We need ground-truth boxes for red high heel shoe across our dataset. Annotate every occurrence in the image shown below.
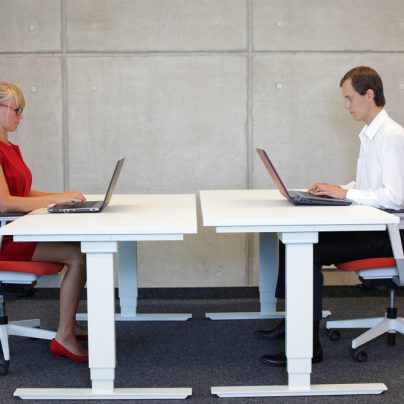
[49,338,89,363]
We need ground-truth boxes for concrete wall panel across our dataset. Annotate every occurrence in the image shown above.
[139,218,247,287]
[67,0,247,51]
[253,0,404,51]
[0,56,64,191]
[0,0,61,52]
[66,56,247,194]
[252,54,404,191]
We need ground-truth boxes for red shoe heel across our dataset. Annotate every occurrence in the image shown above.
[49,338,88,363]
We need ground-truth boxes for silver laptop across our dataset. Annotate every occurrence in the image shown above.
[48,158,125,213]
[256,149,351,206]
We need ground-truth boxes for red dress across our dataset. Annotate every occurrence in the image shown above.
[0,142,37,261]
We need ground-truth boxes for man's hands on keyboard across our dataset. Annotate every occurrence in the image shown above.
[307,183,348,200]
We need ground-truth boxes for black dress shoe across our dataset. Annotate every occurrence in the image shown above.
[260,344,323,367]
[253,319,285,340]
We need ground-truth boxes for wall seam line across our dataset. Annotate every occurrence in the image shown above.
[61,0,69,191]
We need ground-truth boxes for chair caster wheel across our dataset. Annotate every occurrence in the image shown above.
[328,329,341,341]
[352,348,368,362]
[0,360,9,376]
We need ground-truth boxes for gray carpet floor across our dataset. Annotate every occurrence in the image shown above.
[1,295,404,403]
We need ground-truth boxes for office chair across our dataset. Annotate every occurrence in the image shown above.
[326,210,404,362]
[0,214,63,375]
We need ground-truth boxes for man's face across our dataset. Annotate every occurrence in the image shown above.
[341,78,373,124]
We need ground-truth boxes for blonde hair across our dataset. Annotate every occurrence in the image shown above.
[0,82,26,108]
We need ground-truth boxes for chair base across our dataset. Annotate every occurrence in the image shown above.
[327,316,404,349]
[0,320,56,362]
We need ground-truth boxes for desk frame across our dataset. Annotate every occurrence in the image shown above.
[210,225,387,397]
[206,232,330,320]
[13,236,192,400]
[200,189,395,397]
[76,240,192,323]
[0,194,196,400]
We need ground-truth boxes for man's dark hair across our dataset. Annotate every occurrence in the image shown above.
[340,66,385,107]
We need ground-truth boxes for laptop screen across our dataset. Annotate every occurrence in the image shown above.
[100,158,125,209]
[256,148,293,202]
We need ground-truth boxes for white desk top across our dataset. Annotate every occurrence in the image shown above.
[200,189,399,232]
[0,194,197,241]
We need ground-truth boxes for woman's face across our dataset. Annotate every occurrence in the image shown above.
[0,96,23,134]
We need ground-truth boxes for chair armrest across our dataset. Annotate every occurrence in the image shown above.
[0,212,25,226]
[0,212,25,219]
[387,223,404,286]
[382,209,404,213]
[382,209,404,285]
[0,212,26,246]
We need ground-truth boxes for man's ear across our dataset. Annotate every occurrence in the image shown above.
[366,88,376,102]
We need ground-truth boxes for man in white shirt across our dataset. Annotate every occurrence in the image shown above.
[257,66,404,367]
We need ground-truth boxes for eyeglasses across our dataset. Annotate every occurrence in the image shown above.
[0,103,24,116]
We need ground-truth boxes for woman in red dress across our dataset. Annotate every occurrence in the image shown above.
[0,82,88,363]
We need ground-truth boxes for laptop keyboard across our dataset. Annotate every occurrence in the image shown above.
[289,191,333,200]
[288,190,352,205]
[57,201,99,208]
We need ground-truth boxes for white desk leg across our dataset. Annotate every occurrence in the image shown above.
[116,241,191,321]
[85,242,117,394]
[15,241,191,400]
[207,233,284,320]
[117,240,138,318]
[211,232,386,397]
[259,232,282,316]
[283,232,316,390]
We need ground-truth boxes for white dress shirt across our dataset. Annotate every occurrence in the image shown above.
[343,109,404,210]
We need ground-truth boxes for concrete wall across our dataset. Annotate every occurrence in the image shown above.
[1,0,404,287]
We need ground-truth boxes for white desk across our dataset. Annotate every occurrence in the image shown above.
[200,189,397,397]
[0,194,197,400]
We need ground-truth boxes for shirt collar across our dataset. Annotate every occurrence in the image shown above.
[359,109,388,140]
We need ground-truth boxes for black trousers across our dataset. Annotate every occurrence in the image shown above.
[275,230,404,321]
